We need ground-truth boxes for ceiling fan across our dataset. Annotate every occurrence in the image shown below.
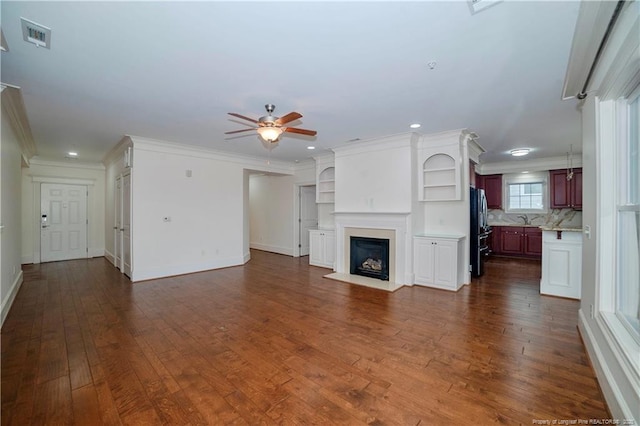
[225,104,317,143]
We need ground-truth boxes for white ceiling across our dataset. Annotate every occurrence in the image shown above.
[1,1,582,165]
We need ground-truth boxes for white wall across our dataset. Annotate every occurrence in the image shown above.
[21,159,106,264]
[574,2,639,422]
[130,142,248,281]
[249,173,296,256]
[247,161,316,257]
[1,101,25,326]
[334,134,413,213]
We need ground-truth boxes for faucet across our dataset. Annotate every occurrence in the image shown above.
[517,215,530,225]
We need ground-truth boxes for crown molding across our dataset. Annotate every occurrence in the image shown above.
[477,155,583,175]
[1,87,36,161]
[127,135,296,175]
[28,157,106,171]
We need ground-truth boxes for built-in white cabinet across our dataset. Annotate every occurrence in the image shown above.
[417,135,462,201]
[315,155,335,204]
[309,230,335,269]
[540,230,582,299]
[413,235,463,291]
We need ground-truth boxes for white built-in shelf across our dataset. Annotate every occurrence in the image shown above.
[317,167,335,203]
[420,153,459,201]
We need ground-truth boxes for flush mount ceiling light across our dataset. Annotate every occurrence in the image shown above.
[510,149,530,157]
[225,104,316,145]
[67,151,78,157]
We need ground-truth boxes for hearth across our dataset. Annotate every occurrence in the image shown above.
[350,236,390,281]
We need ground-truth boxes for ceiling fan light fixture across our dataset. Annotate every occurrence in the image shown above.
[257,126,283,143]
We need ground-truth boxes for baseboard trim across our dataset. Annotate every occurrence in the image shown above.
[578,309,634,421]
[243,251,251,263]
[131,255,246,282]
[1,270,24,328]
[89,248,105,258]
[249,243,293,257]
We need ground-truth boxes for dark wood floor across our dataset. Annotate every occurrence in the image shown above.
[2,251,609,425]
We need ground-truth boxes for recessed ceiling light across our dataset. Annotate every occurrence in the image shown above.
[410,123,421,129]
[307,146,315,150]
[510,149,530,157]
[522,171,529,174]
[67,151,78,157]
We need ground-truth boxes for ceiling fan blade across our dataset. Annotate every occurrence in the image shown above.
[275,112,302,126]
[228,112,258,123]
[225,128,257,134]
[285,127,317,136]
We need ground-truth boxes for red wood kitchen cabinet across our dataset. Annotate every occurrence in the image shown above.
[550,168,582,210]
[500,227,523,255]
[478,174,502,209]
[524,227,543,256]
[495,226,542,258]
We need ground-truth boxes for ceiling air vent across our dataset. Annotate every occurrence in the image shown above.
[21,17,51,49]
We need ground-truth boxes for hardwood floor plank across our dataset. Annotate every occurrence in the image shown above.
[1,252,610,424]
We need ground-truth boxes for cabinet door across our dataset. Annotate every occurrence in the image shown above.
[571,169,582,210]
[433,240,456,286]
[550,169,570,208]
[309,231,324,266]
[488,226,499,254]
[483,175,502,209]
[500,227,523,255]
[413,238,435,284]
[324,232,336,269]
[524,228,542,256]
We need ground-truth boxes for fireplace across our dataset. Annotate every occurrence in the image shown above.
[350,236,390,281]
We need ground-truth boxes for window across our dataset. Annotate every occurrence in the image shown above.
[615,86,640,337]
[508,182,543,210]
[503,172,548,213]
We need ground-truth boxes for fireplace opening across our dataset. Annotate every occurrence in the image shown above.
[350,236,390,281]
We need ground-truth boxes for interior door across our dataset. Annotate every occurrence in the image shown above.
[299,185,317,256]
[122,173,132,277]
[114,176,122,270]
[41,183,88,262]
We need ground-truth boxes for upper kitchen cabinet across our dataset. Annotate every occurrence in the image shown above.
[549,168,582,209]
[478,174,502,209]
[314,155,335,204]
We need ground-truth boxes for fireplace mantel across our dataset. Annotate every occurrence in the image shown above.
[331,211,412,291]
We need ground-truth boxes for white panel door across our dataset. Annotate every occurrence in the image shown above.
[114,176,122,269]
[41,183,87,262]
[299,185,317,256]
[122,173,132,277]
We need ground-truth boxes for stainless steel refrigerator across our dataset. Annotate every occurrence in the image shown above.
[470,187,491,277]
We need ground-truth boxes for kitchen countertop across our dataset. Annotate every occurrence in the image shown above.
[539,226,582,232]
[488,223,541,228]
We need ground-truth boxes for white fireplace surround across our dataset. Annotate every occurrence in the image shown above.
[333,212,412,291]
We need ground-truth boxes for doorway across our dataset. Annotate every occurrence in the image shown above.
[40,183,88,262]
[113,173,132,277]
[299,185,317,256]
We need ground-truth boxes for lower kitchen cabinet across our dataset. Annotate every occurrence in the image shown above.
[413,235,464,291]
[309,230,335,269]
[493,226,542,259]
[540,230,582,299]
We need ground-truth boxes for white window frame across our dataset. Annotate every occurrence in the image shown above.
[502,172,549,214]
[596,90,640,382]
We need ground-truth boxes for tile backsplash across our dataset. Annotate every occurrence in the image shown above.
[487,208,582,228]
